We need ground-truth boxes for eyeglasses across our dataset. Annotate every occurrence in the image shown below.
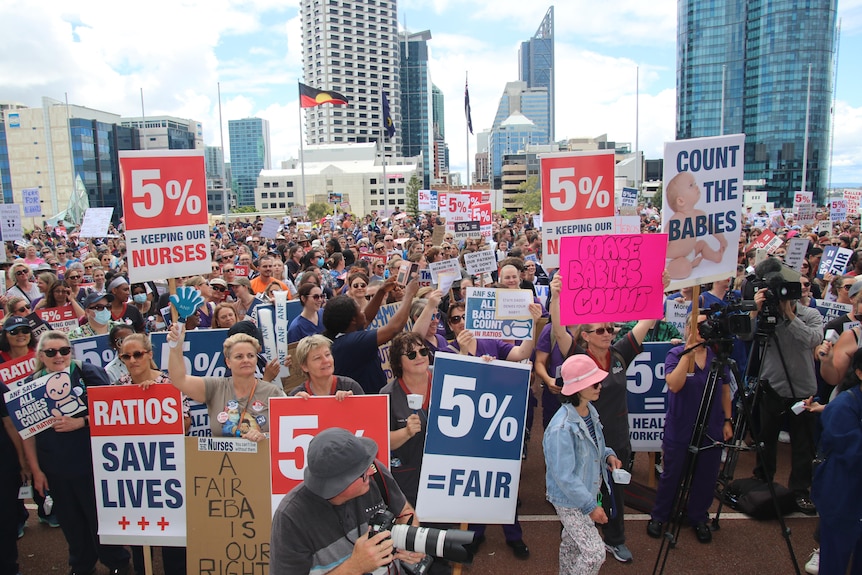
[351,283,367,289]
[67,275,81,280]
[360,463,377,483]
[119,350,149,362]
[842,285,852,291]
[42,346,72,357]
[403,348,430,360]
[448,314,465,323]
[15,270,29,276]
[211,285,227,292]
[429,312,440,321]
[307,294,324,300]
[585,327,616,336]
[15,304,31,313]
[8,327,31,336]
[84,265,94,269]
[89,304,109,311]
[223,268,235,273]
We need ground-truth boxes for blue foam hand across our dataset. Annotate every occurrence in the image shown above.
[169,286,205,321]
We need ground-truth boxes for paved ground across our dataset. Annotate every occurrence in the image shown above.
[16,410,818,575]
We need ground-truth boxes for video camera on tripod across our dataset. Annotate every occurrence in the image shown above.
[742,258,804,333]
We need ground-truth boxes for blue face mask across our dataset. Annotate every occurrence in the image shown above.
[133,293,147,304]
[94,308,111,325]
[317,257,325,267]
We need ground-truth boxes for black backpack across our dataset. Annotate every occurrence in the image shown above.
[724,478,796,520]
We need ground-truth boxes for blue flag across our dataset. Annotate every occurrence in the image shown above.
[382,91,396,140]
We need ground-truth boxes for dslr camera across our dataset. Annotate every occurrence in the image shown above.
[368,508,476,570]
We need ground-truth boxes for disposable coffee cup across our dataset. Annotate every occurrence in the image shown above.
[407,394,424,410]
[791,400,806,415]
[612,468,632,485]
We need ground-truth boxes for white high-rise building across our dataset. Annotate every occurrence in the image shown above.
[300,0,401,156]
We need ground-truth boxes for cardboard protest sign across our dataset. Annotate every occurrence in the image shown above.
[0,204,23,242]
[620,187,638,215]
[465,287,534,341]
[71,334,115,368]
[4,371,87,439]
[259,217,280,239]
[370,303,403,384]
[540,150,616,269]
[89,385,186,545]
[495,289,533,320]
[662,134,745,290]
[269,395,390,510]
[745,230,783,254]
[79,207,114,238]
[186,437,271,574]
[785,237,810,272]
[793,191,813,209]
[0,351,36,388]
[665,299,689,336]
[817,246,852,279]
[814,299,852,327]
[831,200,847,223]
[471,201,493,239]
[464,250,497,276]
[418,189,438,211]
[844,189,862,214]
[37,306,79,334]
[416,353,531,523]
[559,235,667,325]
[234,265,250,278]
[428,258,460,285]
[797,203,817,226]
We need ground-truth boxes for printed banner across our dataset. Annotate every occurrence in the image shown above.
[831,200,848,223]
[4,371,87,439]
[418,189,438,211]
[416,353,531,523]
[37,306,79,334]
[465,287,534,341]
[0,204,23,242]
[785,237,810,272]
[662,134,745,290]
[745,230,783,254]
[559,235,667,325]
[817,246,852,279]
[269,395,390,511]
[814,299,852,327]
[0,351,36,388]
[464,250,497,277]
[793,191,813,209]
[626,342,674,452]
[89,385,186,545]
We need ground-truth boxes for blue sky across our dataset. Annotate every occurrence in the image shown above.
[1,0,861,186]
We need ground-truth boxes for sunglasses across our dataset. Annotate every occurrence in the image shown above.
[585,327,616,336]
[223,268,235,273]
[352,283,367,289]
[119,350,149,362]
[448,314,465,323]
[15,305,31,313]
[84,265,94,269]
[15,270,29,276]
[8,327,31,336]
[307,294,324,300]
[42,346,72,357]
[361,463,377,483]
[211,285,227,292]
[403,348,430,360]
[67,275,81,280]
[842,285,852,291]
[365,294,373,301]
[89,304,109,311]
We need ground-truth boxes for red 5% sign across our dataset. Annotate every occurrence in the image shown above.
[541,151,614,221]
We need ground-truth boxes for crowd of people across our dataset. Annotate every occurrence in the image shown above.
[1,203,861,575]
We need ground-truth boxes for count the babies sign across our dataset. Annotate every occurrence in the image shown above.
[559,235,667,326]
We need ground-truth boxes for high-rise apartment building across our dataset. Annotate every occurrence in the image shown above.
[400,30,433,188]
[228,118,271,208]
[205,145,230,215]
[519,6,555,141]
[300,0,401,156]
[677,0,837,205]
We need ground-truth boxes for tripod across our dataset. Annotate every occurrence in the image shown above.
[652,328,802,575]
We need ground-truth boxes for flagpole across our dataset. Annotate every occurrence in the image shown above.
[382,135,388,218]
[218,82,228,221]
[466,73,471,187]
[298,84,308,215]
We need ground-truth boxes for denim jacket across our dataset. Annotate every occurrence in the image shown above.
[543,402,616,514]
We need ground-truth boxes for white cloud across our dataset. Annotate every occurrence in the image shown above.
[830,100,862,184]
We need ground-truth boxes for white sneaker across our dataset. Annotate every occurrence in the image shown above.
[778,431,791,444]
[805,548,819,574]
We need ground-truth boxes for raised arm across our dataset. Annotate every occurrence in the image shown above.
[550,274,574,356]
[411,290,443,337]
[376,280,420,346]
[166,323,207,403]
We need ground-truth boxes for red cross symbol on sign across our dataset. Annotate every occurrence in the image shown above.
[137,517,150,531]
[118,517,130,530]
[157,517,170,531]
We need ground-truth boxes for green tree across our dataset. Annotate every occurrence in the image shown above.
[230,206,256,214]
[514,175,541,213]
[406,174,421,218]
[307,202,334,221]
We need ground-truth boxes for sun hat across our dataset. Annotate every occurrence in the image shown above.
[560,355,608,396]
[304,428,378,499]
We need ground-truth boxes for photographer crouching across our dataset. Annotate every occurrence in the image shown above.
[743,259,823,514]
[271,428,426,574]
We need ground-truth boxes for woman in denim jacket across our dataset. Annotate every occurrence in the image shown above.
[543,354,624,575]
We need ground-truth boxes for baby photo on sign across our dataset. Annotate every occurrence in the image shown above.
[662,134,745,291]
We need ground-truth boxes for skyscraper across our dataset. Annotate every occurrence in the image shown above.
[400,30,434,188]
[432,84,445,141]
[228,118,271,208]
[519,7,554,141]
[300,0,401,155]
[677,0,837,205]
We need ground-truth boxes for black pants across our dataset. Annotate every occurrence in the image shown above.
[48,472,130,572]
[600,447,629,547]
[753,390,816,495]
[0,471,20,575]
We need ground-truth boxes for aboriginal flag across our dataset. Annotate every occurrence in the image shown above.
[299,82,349,108]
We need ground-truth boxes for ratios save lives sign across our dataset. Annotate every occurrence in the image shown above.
[88,385,186,546]
[120,150,211,284]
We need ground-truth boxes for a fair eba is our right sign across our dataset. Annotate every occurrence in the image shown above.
[269,395,390,512]
[540,150,616,269]
[120,150,210,284]
[88,385,186,546]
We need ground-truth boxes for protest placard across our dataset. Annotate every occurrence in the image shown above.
[79,207,114,238]
[626,342,674,452]
[234,265,250,278]
[416,353,531,523]
[793,191,813,209]
[665,299,689,336]
[797,203,817,226]
[22,188,41,217]
[37,306,79,334]
[437,270,459,295]
[814,299,852,327]
[540,150,616,269]
[428,258,460,285]
[471,201,493,239]
[89,385,186,545]
[620,186,638,215]
[817,246,852,279]
[613,215,641,234]
[0,204,23,242]
[186,437,271,574]
[397,261,418,286]
[464,250,497,276]
[559,234,667,325]
[785,237,811,272]
[662,134,745,290]
[120,150,210,284]
[465,287,534,341]
[269,395,390,510]
[844,189,862,214]
[495,289,533,320]
[418,189,438,211]
[831,200,848,223]
[259,217,280,239]
[369,303,404,384]
[0,351,36,388]
[4,371,87,439]
[745,230,783,254]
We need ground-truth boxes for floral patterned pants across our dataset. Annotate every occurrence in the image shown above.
[554,504,605,575]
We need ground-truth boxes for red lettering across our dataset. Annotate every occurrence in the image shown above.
[547,239,559,256]
[159,247,172,263]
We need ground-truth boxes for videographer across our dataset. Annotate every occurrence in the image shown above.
[744,262,823,514]
[270,427,424,574]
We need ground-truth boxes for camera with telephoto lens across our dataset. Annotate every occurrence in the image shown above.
[698,301,757,344]
[368,508,476,568]
[748,271,802,332]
